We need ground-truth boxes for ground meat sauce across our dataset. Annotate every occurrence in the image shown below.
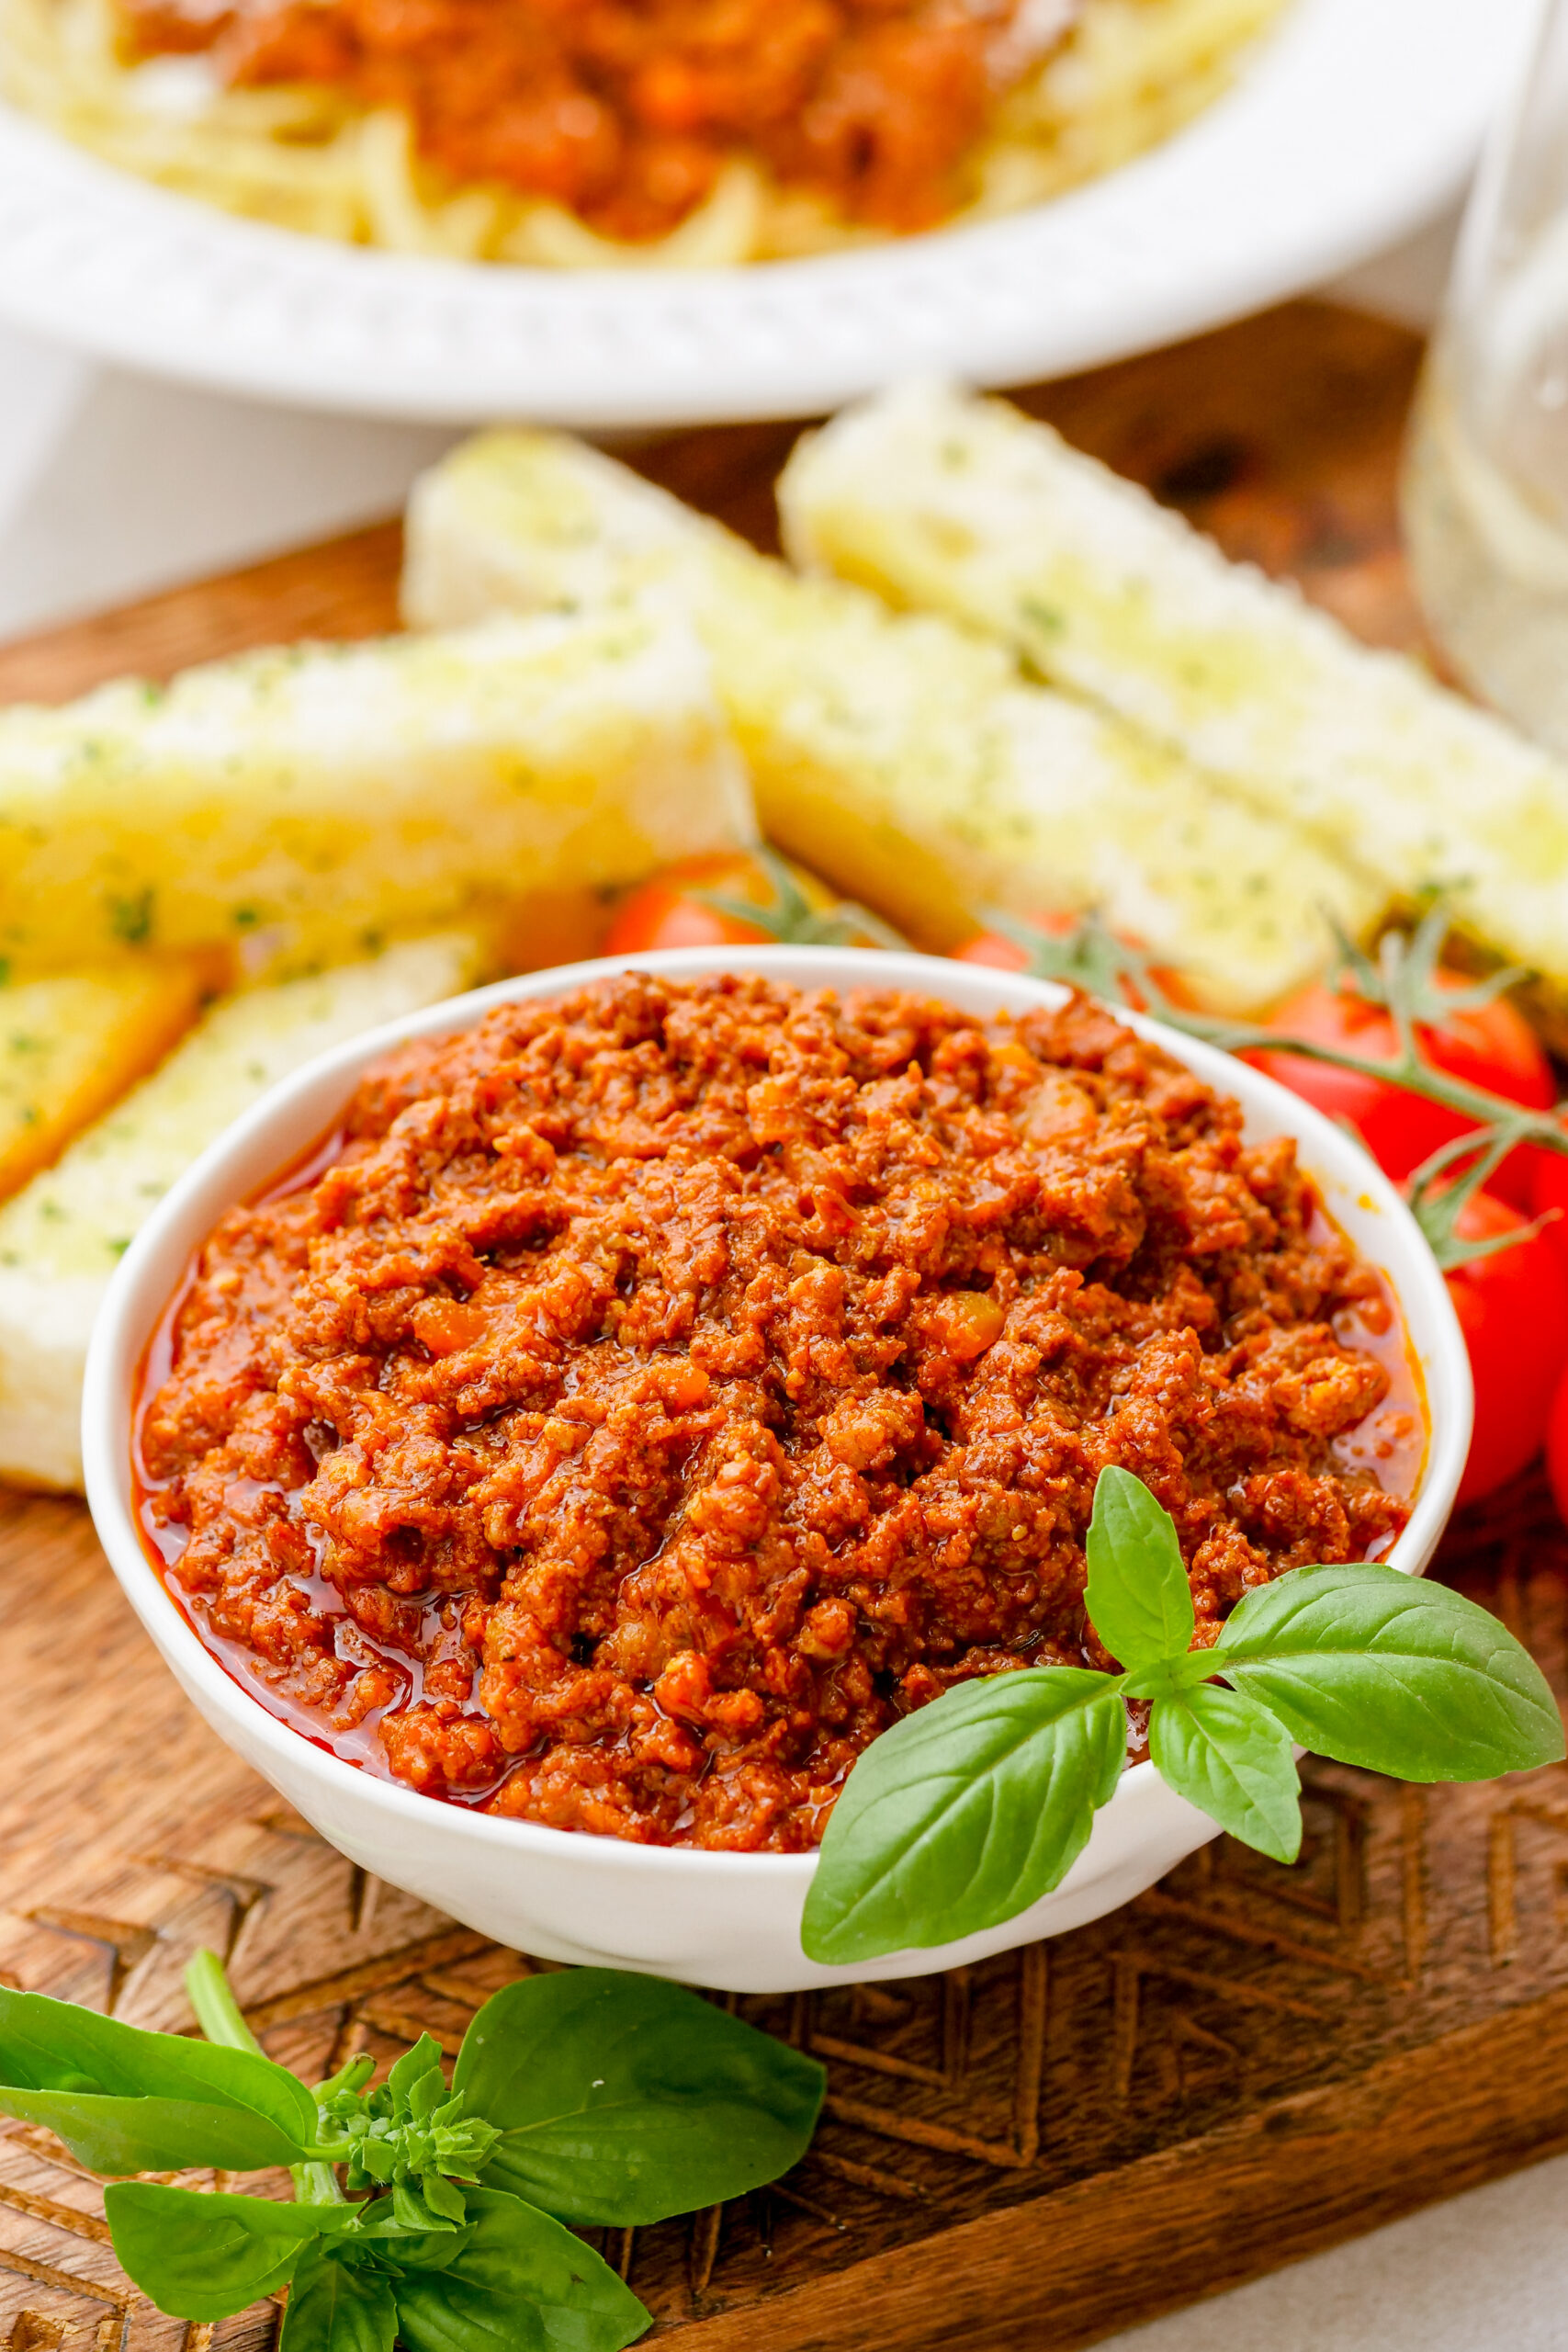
[117,0,1076,242]
[137,976,1420,1851]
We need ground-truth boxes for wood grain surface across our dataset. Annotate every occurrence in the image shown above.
[4,299,1559,2352]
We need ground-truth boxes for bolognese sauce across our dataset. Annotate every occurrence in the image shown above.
[115,0,1080,241]
[136,975,1420,1851]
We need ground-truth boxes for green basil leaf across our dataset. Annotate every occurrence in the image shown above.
[422,2174,469,2226]
[801,1667,1126,1967]
[1084,1466,1195,1671]
[0,1990,317,2173]
[1213,1566,1566,1780]
[355,2139,395,2185]
[456,1972,823,2227]
[0,2087,310,2178]
[1148,1682,1303,1863]
[280,2247,398,2352]
[103,2184,357,2321]
[386,2034,446,2118]
[391,2188,649,2352]
[349,2201,469,2270]
[409,2073,448,2125]
[392,2179,458,2235]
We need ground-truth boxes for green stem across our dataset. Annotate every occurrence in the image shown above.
[1176,1011,1568,1137]
[294,2160,350,2207]
[185,1949,348,2207]
[1380,924,1424,1073]
[185,1948,264,2056]
[988,910,1568,1150]
[313,2052,376,2103]
[694,843,909,952]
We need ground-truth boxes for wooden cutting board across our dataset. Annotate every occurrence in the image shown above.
[4,300,1564,2352]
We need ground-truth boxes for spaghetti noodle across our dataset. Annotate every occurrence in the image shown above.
[0,0,1289,267]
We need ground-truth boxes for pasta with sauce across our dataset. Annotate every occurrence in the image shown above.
[0,0,1288,267]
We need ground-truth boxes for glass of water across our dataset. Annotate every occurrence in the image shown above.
[1404,0,1568,752]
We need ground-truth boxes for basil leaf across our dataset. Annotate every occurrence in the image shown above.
[1148,1682,1303,1863]
[1213,1565,1566,1780]
[456,1972,823,2227]
[0,1989,317,2173]
[392,2180,457,2235]
[0,2087,308,2178]
[103,2184,357,2321]
[349,2201,470,2270]
[1084,1466,1195,1671]
[801,1667,1127,1967]
[391,2188,649,2352]
[422,2174,470,2226]
[280,2247,398,2352]
[386,2033,446,2118]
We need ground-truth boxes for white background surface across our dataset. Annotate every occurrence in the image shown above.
[1104,2151,1568,2351]
[3,198,1564,2349]
[0,317,453,640]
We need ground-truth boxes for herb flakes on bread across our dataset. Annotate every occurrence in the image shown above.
[0,609,751,977]
[779,379,1568,1001]
[403,427,1385,1015]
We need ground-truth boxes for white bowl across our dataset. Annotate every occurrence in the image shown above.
[0,0,1540,425]
[84,947,1471,1992]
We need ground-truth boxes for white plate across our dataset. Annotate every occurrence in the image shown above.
[0,0,1537,426]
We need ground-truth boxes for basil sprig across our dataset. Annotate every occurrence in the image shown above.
[802,1466,1565,1964]
[0,1953,824,2346]
[452,1969,826,2225]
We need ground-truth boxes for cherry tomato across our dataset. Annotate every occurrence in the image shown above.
[604,850,889,955]
[605,853,790,953]
[1252,972,1553,1208]
[1529,1135,1568,1272]
[1446,1190,1568,1506]
[953,927,1042,974]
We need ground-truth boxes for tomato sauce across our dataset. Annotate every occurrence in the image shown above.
[136,975,1420,1850]
[116,0,1076,241]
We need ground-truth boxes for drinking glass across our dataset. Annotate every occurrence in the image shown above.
[1403,0,1568,751]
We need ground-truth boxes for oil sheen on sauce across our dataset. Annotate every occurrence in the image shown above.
[133,1159,1429,1808]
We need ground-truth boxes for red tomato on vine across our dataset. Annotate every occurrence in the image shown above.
[605,849,903,956]
[1252,971,1552,1209]
[1446,1191,1568,1506]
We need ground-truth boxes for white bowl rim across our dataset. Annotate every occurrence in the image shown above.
[83,943,1473,1891]
[0,0,1540,426]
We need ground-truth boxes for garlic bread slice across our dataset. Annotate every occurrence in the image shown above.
[0,929,491,1493]
[0,608,752,977]
[780,380,1568,989]
[403,429,1385,1012]
[0,957,212,1203]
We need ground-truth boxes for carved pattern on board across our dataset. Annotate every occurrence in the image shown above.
[1487,1797,1568,1967]
[0,1770,1381,2344]
[809,1944,1047,2171]
[0,1730,1540,2347]
[7,1682,1568,2336]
